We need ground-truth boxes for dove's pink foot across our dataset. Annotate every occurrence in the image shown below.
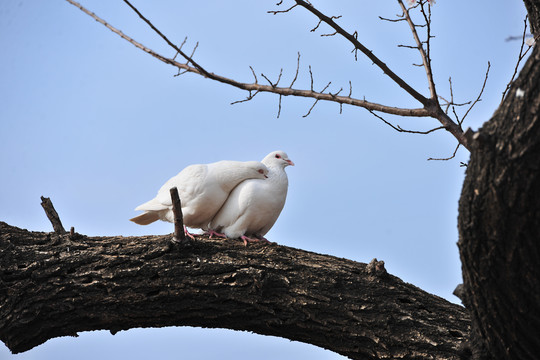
[184,226,196,240]
[254,234,270,242]
[206,229,226,239]
[240,235,270,246]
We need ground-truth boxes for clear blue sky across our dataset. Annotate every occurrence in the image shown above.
[0,1,528,359]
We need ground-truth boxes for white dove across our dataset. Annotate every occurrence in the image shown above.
[209,150,294,245]
[130,160,269,238]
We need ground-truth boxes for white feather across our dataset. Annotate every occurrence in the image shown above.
[209,151,294,240]
[131,160,269,230]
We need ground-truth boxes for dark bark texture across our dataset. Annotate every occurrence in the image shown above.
[0,222,469,359]
[458,6,540,357]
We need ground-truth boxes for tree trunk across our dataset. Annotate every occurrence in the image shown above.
[457,8,540,358]
[0,222,469,359]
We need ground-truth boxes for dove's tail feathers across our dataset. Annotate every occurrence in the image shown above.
[130,211,160,225]
[135,198,167,212]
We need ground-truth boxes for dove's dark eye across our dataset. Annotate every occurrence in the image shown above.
[275,154,281,159]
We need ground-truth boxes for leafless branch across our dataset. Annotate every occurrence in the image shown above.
[65,0,472,151]
[175,42,198,76]
[303,81,332,117]
[172,37,188,61]
[268,3,298,15]
[439,80,471,122]
[230,90,260,105]
[462,61,490,123]
[310,18,324,32]
[188,42,199,63]
[505,34,534,42]
[261,69,283,87]
[250,66,258,84]
[294,0,428,106]
[501,15,532,104]
[427,142,461,161]
[379,16,406,23]
[398,44,420,49]
[398,0,437,100]
[308,65,314,91]
[351,31,359,61]
[330,88,343,97]
[452,106,461,125]
[289,52,301,88]
[368,110,444,135]
[447,77,455,112]
[122,0,212,78]
[321,31,338,37]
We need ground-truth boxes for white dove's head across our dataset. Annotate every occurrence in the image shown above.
[263,151,295,168]
[244,161,269,179]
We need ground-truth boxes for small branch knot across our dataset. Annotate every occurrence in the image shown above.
[367,258,387,276]
[453,283,466,303]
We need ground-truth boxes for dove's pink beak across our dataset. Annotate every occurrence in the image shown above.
[286,159,295,166]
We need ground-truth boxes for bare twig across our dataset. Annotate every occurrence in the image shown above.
[261,73,274,86]
[438,80,471,124]
[505,34,534,42]
[40,196,66,234]
[308,65,314,92]
[321,31,338,37]
[398,44,420,49]
[303,81,332,117]
[230,90,260,105]
[368,110,443,134]
[250,66,258,83]
[122,0,212,78]
[310,18,324,32]
[462,62,490,123]
[428,142,461,161]
[260,69,283,87]
[398,0,437,100]
[289,52,301,88]
[170,187,187,244]
[379,16,406,23]
[501,16,532,103]
[268,3,298,15]
[447,77,454,113]
[172,37,188,61]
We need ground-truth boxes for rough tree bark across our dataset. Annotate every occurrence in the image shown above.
[2,1,539,359]
[458,6,540,359]
[0,221,469,359]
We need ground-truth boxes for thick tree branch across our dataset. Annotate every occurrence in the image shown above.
[0,221,469,359]
[458,43,540,359]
